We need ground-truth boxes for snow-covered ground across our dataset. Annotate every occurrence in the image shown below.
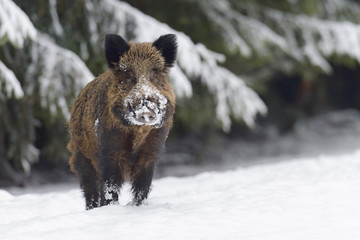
[2,147,360,239]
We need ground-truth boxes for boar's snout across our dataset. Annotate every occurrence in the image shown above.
[137,112,156,124]
[134,101,157,124]
[122,78,168,128]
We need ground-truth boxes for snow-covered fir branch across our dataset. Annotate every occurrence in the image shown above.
[48,0,64,36]
[200,0,289,58]
[0,0,36,47]
[0,60,23,98]
[26,33,94,120]
[0,0,93,119]
[0,0,36,99]
[202,0,360,74]
[265,7,360,73]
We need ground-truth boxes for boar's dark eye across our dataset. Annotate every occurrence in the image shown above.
[150,69,165,86]
[121,70,136,85]
[151,68,161,79]
[126,70,135,80]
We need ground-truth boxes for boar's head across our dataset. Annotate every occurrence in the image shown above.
[105,34,177,128]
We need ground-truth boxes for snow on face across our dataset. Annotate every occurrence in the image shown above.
[124,75,167,127]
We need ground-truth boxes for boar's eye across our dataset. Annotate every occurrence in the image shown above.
[121,70,136,85]
[126,70,135,80]
[151,68,161,79]
[150,68,166,86]
[151,69,158,78]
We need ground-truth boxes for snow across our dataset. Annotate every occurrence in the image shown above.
[49,0,64,36]
[0,0,36,48]
[202,0,360,74]
[0,60,24,98]
[94,118,99,137]
[201,0,289,56]
[2,147,360,239]
[196,50,267,130]
[0,0,35,98]
[26,33,94,120]
[104,181,120,203]
[280,13,360,73]
[268,4,360,73]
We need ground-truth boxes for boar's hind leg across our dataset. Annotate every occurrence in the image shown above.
[131,163,155,206]
[73,152,100,210]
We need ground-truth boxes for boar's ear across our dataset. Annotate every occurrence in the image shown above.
[153,34,177,68]
[105,34,130,69]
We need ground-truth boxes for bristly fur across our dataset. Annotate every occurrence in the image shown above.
[68,34,177,210]
[153,34,177,68]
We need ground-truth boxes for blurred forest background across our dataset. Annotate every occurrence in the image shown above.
[1,0,360,186]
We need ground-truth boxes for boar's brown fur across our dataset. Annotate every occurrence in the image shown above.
[67,34,177,210]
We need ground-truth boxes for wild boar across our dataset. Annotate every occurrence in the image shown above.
[67,34,177,209]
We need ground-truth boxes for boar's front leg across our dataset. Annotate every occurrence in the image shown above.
[131,127,169,206]
[98,130,123,207]
[131,163,155,206]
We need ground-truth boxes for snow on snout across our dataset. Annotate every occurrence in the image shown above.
[124,75,167,127]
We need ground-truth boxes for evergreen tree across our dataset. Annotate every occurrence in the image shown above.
[1,0,267,183]
[3,0,360,184]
